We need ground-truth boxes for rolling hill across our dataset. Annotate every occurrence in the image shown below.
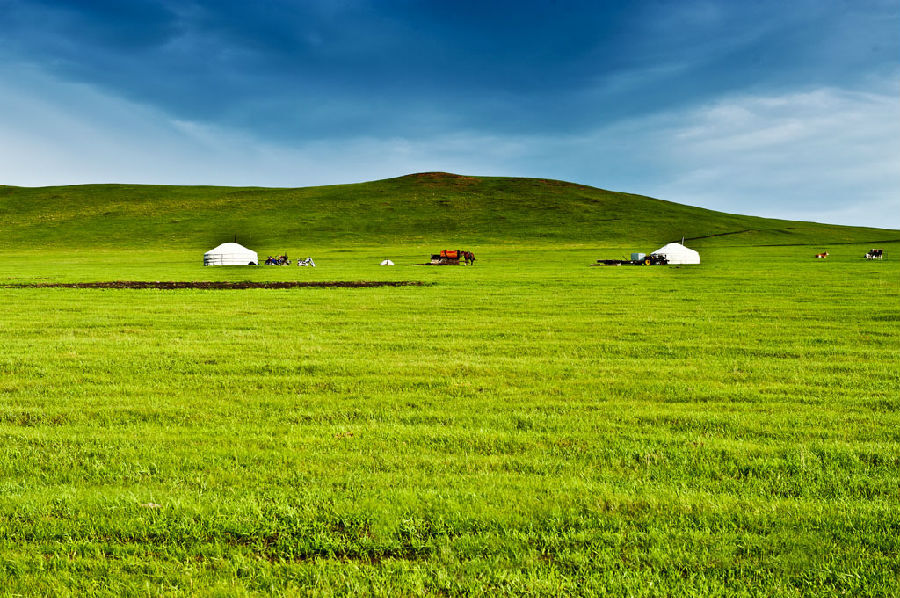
[0,172,895,250]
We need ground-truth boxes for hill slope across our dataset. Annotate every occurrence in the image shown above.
[0,172,894,250]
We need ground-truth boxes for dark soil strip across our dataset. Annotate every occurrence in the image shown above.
[4,280,427,290]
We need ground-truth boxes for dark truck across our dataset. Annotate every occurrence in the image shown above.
[595,253,669,266]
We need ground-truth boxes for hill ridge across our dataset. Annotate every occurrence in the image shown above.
[0,174,894,250]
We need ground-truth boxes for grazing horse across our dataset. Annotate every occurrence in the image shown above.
[433,249,476,265]
[815,251,829,259]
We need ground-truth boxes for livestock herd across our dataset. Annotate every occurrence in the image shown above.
[814,249,884,260]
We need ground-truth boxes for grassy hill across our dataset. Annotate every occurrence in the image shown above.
[1,172,895,251]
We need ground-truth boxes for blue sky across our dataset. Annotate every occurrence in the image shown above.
[1,0,897,227]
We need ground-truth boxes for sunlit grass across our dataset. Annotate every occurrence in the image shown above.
[1,241,898,595]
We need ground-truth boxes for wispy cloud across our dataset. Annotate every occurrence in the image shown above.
[0,64,520,186]
[640,83,900,227]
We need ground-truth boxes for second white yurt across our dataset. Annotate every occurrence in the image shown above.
[203,243,259,266]
[650,242,700,265]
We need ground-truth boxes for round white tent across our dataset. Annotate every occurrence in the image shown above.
[203,243,259,266]
[380,259,395,266]
[650,242,700,265]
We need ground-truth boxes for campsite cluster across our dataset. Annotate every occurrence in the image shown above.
[205,241,886,269]
[594,242,700,266]
[203,243,477,267]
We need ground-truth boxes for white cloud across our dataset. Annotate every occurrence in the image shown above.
[517,82,900,229]
[635,85,900,228]
[0,64,524,187]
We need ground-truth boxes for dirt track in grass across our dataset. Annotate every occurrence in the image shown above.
[3,280,427,289]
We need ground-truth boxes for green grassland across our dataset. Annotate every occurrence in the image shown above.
[0,175,898,595]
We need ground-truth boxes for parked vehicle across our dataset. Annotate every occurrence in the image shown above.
[595,254,669,266]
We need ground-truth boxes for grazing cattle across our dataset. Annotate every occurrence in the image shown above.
[815,252,829,259]
[865,249,883,260]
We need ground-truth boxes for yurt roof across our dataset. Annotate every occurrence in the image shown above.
[651,242,697,255]
[205,243,255,255]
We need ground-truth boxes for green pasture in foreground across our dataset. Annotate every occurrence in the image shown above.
[1,176,899,595]
[1,243,898,596]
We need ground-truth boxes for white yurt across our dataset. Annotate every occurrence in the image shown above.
[380,259,395,266]
[203,243,259,266]
[650,242,700,265]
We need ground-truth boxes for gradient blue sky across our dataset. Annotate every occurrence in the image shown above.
[1,0,897,226]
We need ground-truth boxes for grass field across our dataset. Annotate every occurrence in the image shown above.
[1,176,899,595]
